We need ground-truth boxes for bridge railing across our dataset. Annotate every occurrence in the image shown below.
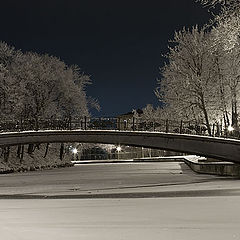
[0,117,238,139]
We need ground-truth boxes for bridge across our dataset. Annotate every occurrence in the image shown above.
[0,129,239,163]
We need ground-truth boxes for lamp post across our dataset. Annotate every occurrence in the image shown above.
[116,146,121,160]
[227,125,234,138]
[72,147,78,160]
[228,125,234,132]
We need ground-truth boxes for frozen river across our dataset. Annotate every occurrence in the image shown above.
[0,161,240,240]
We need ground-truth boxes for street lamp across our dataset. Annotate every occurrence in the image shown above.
[116,146,121,159]
[72,148,78,154]
[228,125,234,132]
[141,147,144,158]
[116,146,121,152]
[71,147,78,160]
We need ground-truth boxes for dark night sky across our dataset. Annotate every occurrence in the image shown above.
[0,0,211,117]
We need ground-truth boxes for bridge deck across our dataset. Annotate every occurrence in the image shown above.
[0,130,239,163]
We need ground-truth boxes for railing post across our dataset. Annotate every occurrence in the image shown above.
[132,117,135,131]
[124,120,127,130]
[216,122,220,137]
[20,118,23,131]
[165,119,169,133]
[69,115,72,130]
[220,119,223,137]
[212,123,215,137]
[180,120,183,134]
[118,118,120,131]
[84,116,87,130]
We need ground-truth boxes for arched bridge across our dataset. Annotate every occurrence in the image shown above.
[0,130,239,163]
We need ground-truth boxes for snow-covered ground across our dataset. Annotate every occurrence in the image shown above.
[0,197,239,240]
[0,143,72,173]
[0,161,239,240]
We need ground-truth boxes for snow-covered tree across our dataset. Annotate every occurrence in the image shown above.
[14,53,96,128]
[138,104,168,122]
[198,0,240,45]
[197,0,240,16]
[198,0,240,7]
[0,42,23,119]
[198,0,240,128]
[13,52,61,128]
[154,1,240,135]
[156,26,219,135]
[211,35,240,129]
[55,65,91,121]
[0,41,99,130]
[196,0,240,11]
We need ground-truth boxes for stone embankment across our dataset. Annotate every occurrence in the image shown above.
[183,156,240,177]
[73,155,240,177]
[133,155,240,177]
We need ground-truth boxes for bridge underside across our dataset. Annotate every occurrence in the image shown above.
[0,130,239,163]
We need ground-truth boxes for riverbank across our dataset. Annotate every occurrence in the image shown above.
[0,143,73,174]
[72,155,240,177]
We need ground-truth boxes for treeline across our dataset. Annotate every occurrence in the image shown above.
[0,42,99,130]
[155,0,240,135]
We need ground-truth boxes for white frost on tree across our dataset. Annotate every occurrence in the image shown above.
[155,2,240,135]
[198,0,240,128]
[0,42,99,129]
[156,27,219,135]
[0,42,22,119]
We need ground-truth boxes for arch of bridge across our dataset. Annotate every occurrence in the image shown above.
[0,130,239,163]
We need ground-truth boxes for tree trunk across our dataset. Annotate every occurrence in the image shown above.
[223,112,230,128]
[200,96,211,136]
[232,97,238,128]
[3,146,10,162]
[35,116,39,131]
[203,108,211,136]
[27,144,34,154]
[59,143,64,160]
[219,70,230,128]
[44,143,49,158]
[17,145,21,158]
[69,114,72,130]
[20,145,24,163]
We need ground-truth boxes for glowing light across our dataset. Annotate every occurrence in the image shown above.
[228,126,234,132]
[116,146,121,152]
[72,148,78,154]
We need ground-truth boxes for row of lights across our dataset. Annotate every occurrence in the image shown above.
[70,126,235,156]
[71,145,122,155]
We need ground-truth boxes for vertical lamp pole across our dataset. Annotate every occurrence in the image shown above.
[116,146,121,160]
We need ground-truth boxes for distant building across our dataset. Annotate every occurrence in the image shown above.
[116,109,143,130]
